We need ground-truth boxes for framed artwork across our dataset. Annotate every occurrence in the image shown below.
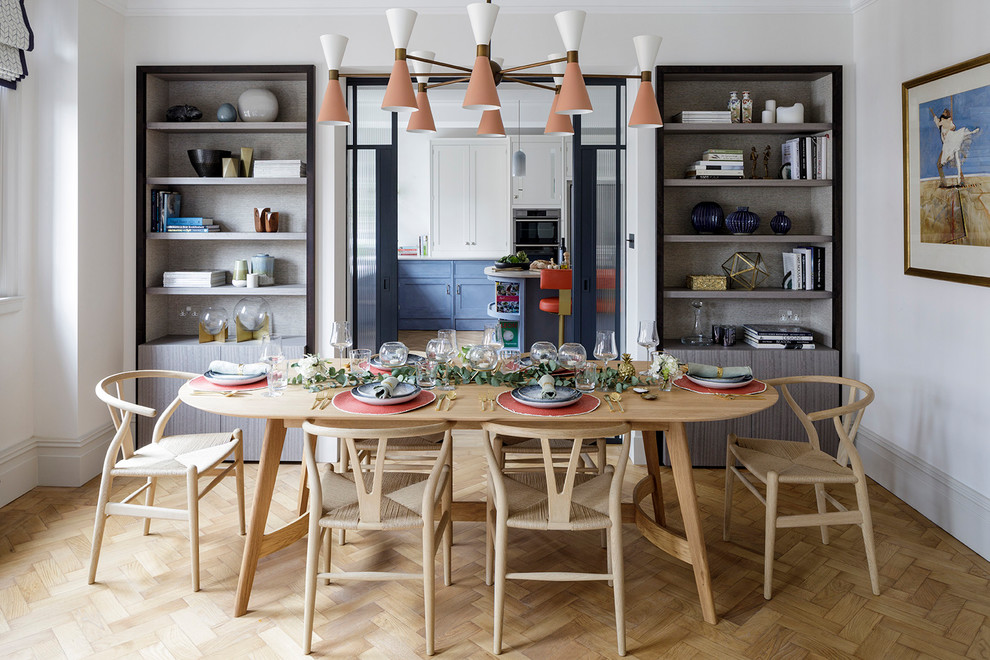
[903,53,990,287]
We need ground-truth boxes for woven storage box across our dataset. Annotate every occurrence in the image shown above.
[686,275,727,291]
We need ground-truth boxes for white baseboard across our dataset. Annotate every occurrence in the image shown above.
[0,425,114,507]
[858,426,990,561]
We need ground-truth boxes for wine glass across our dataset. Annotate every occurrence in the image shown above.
[482,322,503,351]
[259,334,285,397]
[681,300,713,345]
[438,328,458,363]
[637,320,660,375]
[593,330,618,385]
[427,337,455,391]
[329,321,352,368]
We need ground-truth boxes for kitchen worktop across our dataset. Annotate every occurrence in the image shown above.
[483,266,543,278]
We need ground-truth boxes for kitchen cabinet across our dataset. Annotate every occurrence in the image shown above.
[510,136,564,207]
[431,141,510,258]
[398,260,493,331]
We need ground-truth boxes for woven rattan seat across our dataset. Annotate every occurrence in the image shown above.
[300,421,454,656]
[89,370,245,593]
[481,421,632,656]
[724,375,878,600]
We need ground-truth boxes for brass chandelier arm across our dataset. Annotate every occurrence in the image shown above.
[499,57,567,75]
[500,76,556,92]
[406,54,474,74]
[426,77,472,89]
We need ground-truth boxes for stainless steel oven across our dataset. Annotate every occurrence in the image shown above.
[514,208,561,262]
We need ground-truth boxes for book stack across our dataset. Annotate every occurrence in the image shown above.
[781,246,825,290]
[742,324,816,350]
[685,149,744,179]
[781,133,830,180]
[253,160,306,178]
[163,270,226,288]
[672,110,732,123]
[398,246,417,256]
[165,217,218,232]
[150,190,181,232]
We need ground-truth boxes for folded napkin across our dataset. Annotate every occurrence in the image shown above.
[538,374,557,399]
[374,376,400,399]
[208,360,269,377]
[686,363,752,379]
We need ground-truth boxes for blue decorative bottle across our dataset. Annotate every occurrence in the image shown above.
[770,210,791,235]
[725,206,760,235]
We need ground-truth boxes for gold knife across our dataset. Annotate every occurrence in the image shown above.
[434,393,447,411]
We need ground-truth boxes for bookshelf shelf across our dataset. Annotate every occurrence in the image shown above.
[147,232,307,241]
[663,122,832,135]
[147,121,307,134]
[663,288,833,299]
[664,234,832,243]
[664,179,831,187]
[147,284,307,296]
[147,177,306,186]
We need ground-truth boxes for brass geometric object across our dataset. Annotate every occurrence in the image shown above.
[222,157,241,178]
[198,322,228,343]
[240,147,254,177]
[721,251,769,290]
[235,314,270,342]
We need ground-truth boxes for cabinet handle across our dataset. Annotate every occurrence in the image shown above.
[446,284,451,295]
[457,284,461,295]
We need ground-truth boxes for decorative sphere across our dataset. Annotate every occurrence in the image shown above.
[378,341,409,367]
[216,103,237,122]
[770,210,792,235]
[199,306,228,335]
[724,206,761,235]
[466,344,499,371]
[530,341,558,365]
[233,297,272,332]
[690,201,724,234]
[237,88,279,122]
[557,342,587,369]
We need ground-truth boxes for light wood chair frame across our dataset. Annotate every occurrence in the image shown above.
[723,375,878,599]
[300,421,454,656]
[481,421,633,656]
[89,370,245,592]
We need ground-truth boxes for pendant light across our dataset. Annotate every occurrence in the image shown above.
[544,52,574,136]
[406,49,437,134]
[462,2,501,111]
[477,109,506,137]
[511,100,526,176]
[628,35,663,128]
[554,10,593,116]
[381,8,419,112]
[317,34,350,126]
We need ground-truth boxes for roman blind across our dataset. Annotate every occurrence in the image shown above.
[0,0,32,89]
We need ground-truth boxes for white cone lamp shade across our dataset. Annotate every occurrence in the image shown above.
[318,34,350,125]
[628,35,663,128]
[544,52,574,136]
[463,2,501,111]
[407,50,437,134]
[554,10,593,116]
[382,8,419,112]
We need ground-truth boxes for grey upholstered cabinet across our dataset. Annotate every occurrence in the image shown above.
[135,66,316,460]
[657,65,842,465]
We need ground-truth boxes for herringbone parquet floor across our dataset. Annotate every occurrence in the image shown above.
[1,432,988,658]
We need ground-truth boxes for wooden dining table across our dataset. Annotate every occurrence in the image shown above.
[180,366,776,624]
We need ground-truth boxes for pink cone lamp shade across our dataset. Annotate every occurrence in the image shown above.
[554,11,592,115]
[628,35,663,128]
[382,8,420,112]
[477,108,505,137]
[318,34,350,126]
[463,3,501,111]
[544,93,574,136]
[407,89,436,133]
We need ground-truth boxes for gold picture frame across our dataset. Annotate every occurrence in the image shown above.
[903,52,990,287]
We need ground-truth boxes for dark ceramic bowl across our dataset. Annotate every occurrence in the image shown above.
[187,149,232,177]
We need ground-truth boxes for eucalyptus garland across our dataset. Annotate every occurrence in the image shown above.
[290,355,654,392]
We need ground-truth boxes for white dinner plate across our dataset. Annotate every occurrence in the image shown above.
[685,374,754,390]
[203,369,268,386]
[351,382,422,405]
[510,385,582,408]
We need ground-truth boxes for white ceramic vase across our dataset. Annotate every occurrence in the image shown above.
[775,102,804,123]
[237,88,279,122]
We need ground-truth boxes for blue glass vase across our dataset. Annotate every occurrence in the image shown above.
[690,201,724,234]
[770,210,791,235]
[725,206,760,235]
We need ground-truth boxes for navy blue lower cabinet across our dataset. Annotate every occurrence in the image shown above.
[399,260,493,331]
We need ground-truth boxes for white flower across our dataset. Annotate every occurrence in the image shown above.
[649,353,681,383]
[297,354,329,383]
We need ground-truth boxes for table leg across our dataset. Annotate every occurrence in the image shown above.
[234,418,287,617]
[640,430,666,527]
[666,421,717,624]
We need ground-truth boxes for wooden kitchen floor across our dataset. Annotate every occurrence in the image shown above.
[1,433,989,658]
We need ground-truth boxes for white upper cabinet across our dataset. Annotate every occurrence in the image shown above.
[510,136,564,208]
[431,140,510,258]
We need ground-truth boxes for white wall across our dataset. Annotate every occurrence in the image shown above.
[852,0,990,558]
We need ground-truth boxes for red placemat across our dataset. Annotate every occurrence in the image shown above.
[188,375,268,392]
[496,391,600,417]
[674,377,767,396]
[332,389,437,415]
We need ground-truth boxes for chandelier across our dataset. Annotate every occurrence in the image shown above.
[317,2,663,135]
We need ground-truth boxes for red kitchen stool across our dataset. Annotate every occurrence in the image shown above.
[538,268,572,347]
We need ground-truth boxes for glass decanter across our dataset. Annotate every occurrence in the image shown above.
[681,300,713,345]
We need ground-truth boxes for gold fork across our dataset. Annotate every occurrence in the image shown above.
[312,391,326,410]
[601,395,616,412]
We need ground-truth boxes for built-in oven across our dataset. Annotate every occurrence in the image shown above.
[514,208,561,262]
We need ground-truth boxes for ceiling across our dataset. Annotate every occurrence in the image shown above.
[101,0,877,17]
